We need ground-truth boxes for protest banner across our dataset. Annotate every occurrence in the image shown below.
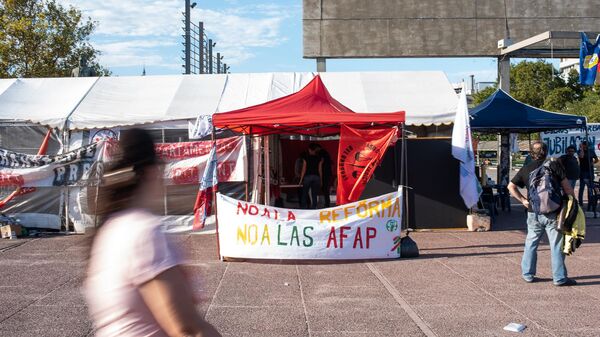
[217,190,402,260]
[541,123,600,157]
[0,141,109,188]
[337,125,397,205]
[156,136,246,185]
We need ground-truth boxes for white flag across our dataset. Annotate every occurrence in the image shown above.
[188,115,213,140]
[451,85,482,209]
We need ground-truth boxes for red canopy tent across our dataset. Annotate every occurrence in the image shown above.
[212,75,406,136]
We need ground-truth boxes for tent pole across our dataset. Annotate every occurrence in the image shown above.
[584,122,593,206]
[161,129,167,218]
[212,126,221,260]
[264,136,271,205]
[245,136,249,202]
[400,123,409,231]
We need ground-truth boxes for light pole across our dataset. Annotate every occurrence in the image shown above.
[198,21,204,74]
[217,52,222,74]
[184,0,197,74]
[208,39,215,74]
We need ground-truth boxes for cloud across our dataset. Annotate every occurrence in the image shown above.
[56,0,290,69]
[195,8,289,64]
[94,40,178,68]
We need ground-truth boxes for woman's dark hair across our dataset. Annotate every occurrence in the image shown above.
[96,128,158,220]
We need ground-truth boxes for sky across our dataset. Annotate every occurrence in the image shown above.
[57,0,526,84]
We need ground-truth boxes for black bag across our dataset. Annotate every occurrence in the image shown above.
[400,235,419,258]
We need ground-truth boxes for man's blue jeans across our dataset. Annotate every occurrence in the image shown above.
[522,212,567,285]
[568,179,577,189]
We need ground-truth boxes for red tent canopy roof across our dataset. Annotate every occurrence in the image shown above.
[212,75,405,136]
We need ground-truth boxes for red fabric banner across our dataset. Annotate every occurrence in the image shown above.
[336,125,397,205]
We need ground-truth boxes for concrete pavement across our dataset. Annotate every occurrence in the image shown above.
[1,220,600,337]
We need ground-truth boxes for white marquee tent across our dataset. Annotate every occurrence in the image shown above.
[0,71,459,232]
[0,71,458,129]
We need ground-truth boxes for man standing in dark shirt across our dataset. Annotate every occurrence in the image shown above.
[578,141,598,210]
[559,145,580,189]
[508,141,576,286]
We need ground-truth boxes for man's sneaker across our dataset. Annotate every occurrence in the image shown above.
[523,276,536,283]
[554,278,577,287]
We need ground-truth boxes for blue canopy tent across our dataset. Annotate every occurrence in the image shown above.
[470,89,587,133]
[469,89,590,214]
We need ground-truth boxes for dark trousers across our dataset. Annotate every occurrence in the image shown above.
[579,172,594,210]
[321,175,331,208]
[301,175,321,209]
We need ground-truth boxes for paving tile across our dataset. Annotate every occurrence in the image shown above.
[205,306,307,337]
[0,304,92,337]
[413,304,549,337]
[212,262,302,307]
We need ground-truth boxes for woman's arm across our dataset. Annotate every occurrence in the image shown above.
[300,160,307,184]
[319,159,323,185]
[139,266,221,337]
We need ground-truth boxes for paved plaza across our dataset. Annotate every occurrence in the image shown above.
[1,212,600,337]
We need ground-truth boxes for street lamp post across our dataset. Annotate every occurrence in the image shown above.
[198,21,204,74]
[184,0,197,74]
[217,52,222,74]
[208,39,214,74]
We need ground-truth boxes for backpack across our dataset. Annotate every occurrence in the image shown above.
[528,160,563,214]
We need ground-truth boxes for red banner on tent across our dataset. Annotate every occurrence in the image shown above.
[336,125,397,205]
[155,136,246,185]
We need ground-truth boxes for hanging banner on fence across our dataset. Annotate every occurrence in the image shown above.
[0,141,109,188]
[156,136,246,185]
[541,123,600,157]
[336,125,397,205]
[217,190,403,260]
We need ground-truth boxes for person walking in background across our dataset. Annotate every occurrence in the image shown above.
[508,141,577,286]
[299,143,323,209]
[559,145,580,189]
[86,129,220,337]
[578,141,598,210]
[316,144,333,208]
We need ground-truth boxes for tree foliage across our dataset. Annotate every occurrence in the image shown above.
[564,89,600,122]
[471,60,599,124]
[472,85,497,106]
[510,60,565,108]
[0,0,109,77]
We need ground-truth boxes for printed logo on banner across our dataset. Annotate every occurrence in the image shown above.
[217,190,403,260]
[337,125,397,205]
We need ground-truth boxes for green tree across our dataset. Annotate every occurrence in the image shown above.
[564,89,600,122]
[472,85,497,106]
[0,0,109,77]
[510,60,565,108]
[543,87,576,111]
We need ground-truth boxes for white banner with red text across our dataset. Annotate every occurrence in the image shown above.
[217,190,403,260]
[156,136,246,184]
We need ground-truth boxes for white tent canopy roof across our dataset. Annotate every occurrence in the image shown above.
[0,72,458,130]
[0,77,98,128]
[0,78,16,96]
